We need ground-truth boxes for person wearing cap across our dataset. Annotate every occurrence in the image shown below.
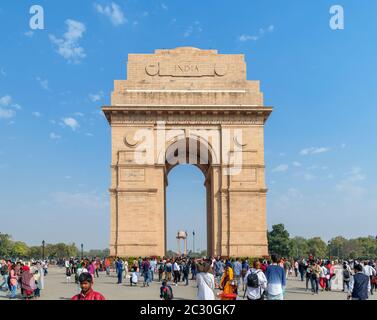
[71,272,105,300]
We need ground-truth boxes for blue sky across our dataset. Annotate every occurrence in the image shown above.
[0,0,376,251]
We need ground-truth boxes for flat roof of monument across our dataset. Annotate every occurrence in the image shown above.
[154,47,218,54]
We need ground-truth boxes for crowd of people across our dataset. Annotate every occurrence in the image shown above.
[0,259,48,299]
[1,255,376,300]
[60,254,377,301]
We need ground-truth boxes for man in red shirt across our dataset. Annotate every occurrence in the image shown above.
[71,272,105,300]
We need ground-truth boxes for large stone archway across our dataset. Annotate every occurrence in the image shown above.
[103,47,272,258]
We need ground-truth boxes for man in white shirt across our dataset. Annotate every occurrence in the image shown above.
[363,261,376,295]
[243,262,267,300]
[173,260,180,286]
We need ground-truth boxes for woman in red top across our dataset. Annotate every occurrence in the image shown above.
[71,272,105,300]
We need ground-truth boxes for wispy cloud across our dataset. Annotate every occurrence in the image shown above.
[89,91,104,102]
[94,2,127,26]
[183,21,202,38]
[36,77,49,91]
[300,147,330,155]
[50,132,61,140]
[292,161,302,167]
[239,25,274,42]
[51,191,108,210]
[0,68,6,77]
[336,167,366,198]
[0,95,20,120]
[0,95,12,106]
[303,173,316,181]
[24,31,34,37]
[0,108,15,119]
[161,3,168,10]
[272,164,289,173]
[49,19,86,64]
[32,112,42,117]
[61,117,80,131]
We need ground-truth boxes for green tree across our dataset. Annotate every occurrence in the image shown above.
[11,241,29,257]
[268,224,290,257]
[329,236,348,259]
[0,233,14,257]
[289,236,309,258]
[307,237,327,258]
[27,246,43,259]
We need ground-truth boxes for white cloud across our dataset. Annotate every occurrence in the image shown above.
[50,132,61,140]
[94,2,127,26]
[24,31,34,37]
[300,147,330,155]
[0,109,15,119]
[89,91,104,102]
[85,133,94,137]
[0,95,12,106]
[239,34,259,42]
[335,167,366,198]
[238,25,274,42]
[272,164,289,173]
[161,3,168,10]
[292,161,302,167]
[49,19,86,64]
[36,77,49,90]
[51,191,108,210]
[183,21,202,38]
[142,11,149,17]
[0,95,18,120]
[274,187,303,209]
[303,173,316,181]
[74,112,84,117]
[61,117,79,131]
[32,112,42,117]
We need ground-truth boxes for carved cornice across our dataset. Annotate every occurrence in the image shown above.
[102,105,272,125]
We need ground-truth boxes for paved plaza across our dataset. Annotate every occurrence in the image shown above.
[1,265,375,301]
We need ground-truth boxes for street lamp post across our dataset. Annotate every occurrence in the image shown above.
[42,240,45,261]
[81,243,84,260]
[328,241,331,260]
[192,230,195,254]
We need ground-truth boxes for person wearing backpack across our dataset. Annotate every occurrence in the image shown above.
[343,263,351,292]
[160,280,174,300]
[243,261,267,300]
[158,260,165,282]
[165,260,172,282]
[0,261,10,291]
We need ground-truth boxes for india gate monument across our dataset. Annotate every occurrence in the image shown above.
[102,47,272,258]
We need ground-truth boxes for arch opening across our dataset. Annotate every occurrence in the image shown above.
[164,137,214,256]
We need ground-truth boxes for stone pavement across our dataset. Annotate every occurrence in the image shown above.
[1,266,376,300]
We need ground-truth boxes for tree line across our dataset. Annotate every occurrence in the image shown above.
[268,224,377,260]
[0,233,109,259]
[2,225,376,260]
